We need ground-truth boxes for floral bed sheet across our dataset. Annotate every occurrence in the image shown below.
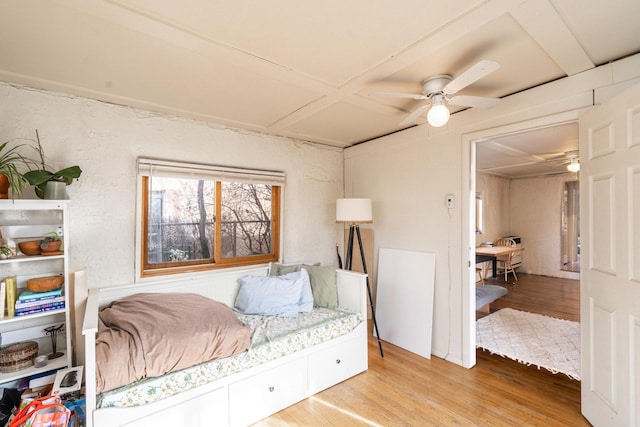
[97,307,362,409]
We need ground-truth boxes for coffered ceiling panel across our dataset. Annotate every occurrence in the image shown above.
[110,0,482,86]
[284,100,406,146]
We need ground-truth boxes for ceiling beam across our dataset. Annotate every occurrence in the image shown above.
[510,0,594,76]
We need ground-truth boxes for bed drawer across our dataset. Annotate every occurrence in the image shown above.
[308,336,367,395]
[112,385,228,427]
[228,357,307,426]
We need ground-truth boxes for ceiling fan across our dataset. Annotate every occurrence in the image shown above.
[547,150,580,172]
[370,60,501,127]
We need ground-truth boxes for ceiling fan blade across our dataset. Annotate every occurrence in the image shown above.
[448,95,500,109]
[400,104,430,126]
[369,91,428,100]
[443,60,500,95]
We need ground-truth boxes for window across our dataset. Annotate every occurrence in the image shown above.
[137,158,284,278]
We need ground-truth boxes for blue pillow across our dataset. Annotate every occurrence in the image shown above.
[235,275,303,317]
[278,269,313,312]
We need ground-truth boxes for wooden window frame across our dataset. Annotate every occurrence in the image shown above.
[140,176,280,278]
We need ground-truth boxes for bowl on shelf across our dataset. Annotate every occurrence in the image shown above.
[26,275,64,292]
[34,355,48,368]
[18,240,41,256]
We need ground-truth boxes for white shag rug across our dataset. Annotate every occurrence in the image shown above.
[476,308,581,380]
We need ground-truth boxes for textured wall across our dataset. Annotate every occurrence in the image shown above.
[477,172,580,279]
[510,174,579,279]
[0,82,344,288]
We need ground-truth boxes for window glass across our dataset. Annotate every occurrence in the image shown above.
[141,175,280,277]
[147,176,215,266]
[220,182,273,258]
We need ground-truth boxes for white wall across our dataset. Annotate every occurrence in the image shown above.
[344,53,640,367]
[0,82,345,289]
[345,124,466,363]
[476,172,580,280]
[476,173,510,244]
[510,174,579,279]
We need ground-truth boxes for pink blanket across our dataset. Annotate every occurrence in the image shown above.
[96,293,250,394]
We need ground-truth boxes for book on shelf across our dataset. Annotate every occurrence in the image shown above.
[17,287,63,302]
[5,276,16,317]
[29,370,59,389]
[15,296,65,310]
[14,302,65,316]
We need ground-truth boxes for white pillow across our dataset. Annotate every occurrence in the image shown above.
[278,268,313,312]
[235,275,303,317]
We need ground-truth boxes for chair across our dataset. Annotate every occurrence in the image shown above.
[475,267,485,285]
[495,237,518,283]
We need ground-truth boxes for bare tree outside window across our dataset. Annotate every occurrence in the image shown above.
[221,182,272,258]
[142,175,279,276]
[147,177,215,264]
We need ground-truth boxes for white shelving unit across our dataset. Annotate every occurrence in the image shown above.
[0,200,71,388]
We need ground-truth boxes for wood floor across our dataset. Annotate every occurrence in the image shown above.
[255,274,590,426]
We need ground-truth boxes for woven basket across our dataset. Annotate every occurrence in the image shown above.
[0,341,38,373]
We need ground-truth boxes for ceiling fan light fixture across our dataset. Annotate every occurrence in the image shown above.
[427,94,450,127]
[567,158,580,172]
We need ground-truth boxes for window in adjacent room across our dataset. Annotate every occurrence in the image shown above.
[137,158,284,278]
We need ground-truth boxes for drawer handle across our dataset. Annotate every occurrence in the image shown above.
[336,359,341,364]
[268,386,275,392]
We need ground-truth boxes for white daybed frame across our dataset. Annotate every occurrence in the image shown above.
[81,266,368,427]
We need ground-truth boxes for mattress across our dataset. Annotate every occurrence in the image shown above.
[97,307,362,409]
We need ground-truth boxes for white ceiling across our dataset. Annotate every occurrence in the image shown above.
[1,0,639,175]
[476,122,579,179]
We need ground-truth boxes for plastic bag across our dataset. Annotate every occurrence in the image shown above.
[8,396,70,427]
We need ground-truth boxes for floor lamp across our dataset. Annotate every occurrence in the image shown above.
[337,198,384,357]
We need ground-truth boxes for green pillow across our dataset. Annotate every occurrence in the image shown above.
[302,264,338,309]
[268,263,302,276]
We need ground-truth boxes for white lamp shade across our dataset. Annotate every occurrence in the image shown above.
[336,198,372,223]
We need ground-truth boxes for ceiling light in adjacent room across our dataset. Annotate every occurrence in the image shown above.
[567,158,580,172]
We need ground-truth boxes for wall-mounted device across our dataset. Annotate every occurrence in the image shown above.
[446,194,455,209]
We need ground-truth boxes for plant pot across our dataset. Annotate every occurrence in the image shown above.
[40,240,62,253]
[0,174,9,199]
[43,181,68,200]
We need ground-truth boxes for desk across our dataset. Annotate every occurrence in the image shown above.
[475,246,524,279]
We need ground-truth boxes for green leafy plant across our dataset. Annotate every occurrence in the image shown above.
[23,130,82,199]
[0,140,36,198]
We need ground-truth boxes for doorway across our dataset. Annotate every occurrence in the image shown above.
[462,113,582,369]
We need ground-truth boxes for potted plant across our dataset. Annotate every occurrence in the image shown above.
[39,231,63,254]
[23,130,82,199]
[0,140,36,199]
[0,230,16,259]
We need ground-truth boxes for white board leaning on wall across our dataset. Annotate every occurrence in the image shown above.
[376,248,436,359]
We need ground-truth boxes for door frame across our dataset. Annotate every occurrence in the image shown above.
[461,110,582,368]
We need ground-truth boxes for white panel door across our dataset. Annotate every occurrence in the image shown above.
[580,83,640,426]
